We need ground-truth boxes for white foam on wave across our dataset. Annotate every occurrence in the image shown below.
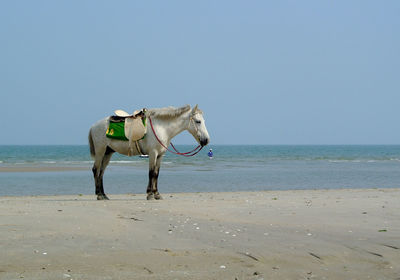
[328,159,363,163]
[64,161,93,164]
[327,159,400,163]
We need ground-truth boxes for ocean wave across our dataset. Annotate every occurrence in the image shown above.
[2,157,400,167]
[0,160,93,166]
[242,156,400,163]
[326,159,399,163]
[328,160,361,163]
[111,160,141,163]
[63,161,93,164]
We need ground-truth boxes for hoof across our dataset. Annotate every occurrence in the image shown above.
[97,194,110,200]
[154,193,163,200]
[147,193,155,200]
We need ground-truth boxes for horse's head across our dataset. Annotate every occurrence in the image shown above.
[188,105,210,147]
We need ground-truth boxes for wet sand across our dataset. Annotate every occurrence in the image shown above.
[0,189,399,280]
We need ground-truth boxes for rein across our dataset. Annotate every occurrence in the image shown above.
[148,116,203,157]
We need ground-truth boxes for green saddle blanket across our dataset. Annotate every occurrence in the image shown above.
[106,122,128,141]
[106,117,147,141]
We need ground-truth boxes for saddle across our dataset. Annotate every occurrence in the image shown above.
[110,109,146,122]
[107,108,147,156]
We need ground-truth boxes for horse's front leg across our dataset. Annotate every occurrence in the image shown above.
[153,154,164,200]
[146,154,163,200]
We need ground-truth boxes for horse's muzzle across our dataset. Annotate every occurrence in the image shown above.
[200,138,209,147]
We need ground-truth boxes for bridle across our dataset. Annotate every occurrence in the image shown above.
[148,115,203,157]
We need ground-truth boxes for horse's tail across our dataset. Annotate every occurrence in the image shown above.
[88,129,95,158]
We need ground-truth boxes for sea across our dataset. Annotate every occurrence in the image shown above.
[0,145,400,196]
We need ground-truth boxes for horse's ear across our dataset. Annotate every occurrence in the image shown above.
[193,104,198,112]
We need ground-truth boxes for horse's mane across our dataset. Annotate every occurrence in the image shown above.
[147,105,191,119]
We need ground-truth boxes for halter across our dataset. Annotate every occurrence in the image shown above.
[148,115,203,157]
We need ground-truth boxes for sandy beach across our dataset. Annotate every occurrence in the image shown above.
[0,189,399,280]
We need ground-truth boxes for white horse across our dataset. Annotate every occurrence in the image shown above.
[88,105,210,200]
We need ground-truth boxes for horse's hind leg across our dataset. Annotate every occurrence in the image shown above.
[92,145,111,200]
[97,148,114,200]
[93,165,101,197]
[92,159,104,200]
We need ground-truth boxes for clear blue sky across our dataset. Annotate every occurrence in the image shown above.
[1,1,399,145]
